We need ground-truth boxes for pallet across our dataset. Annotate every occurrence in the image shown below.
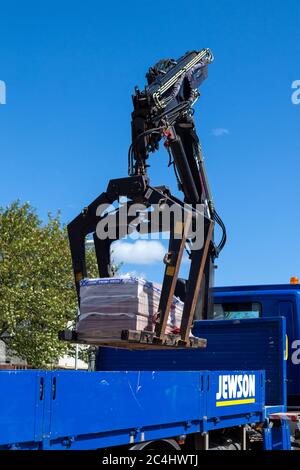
[59,329,207,350]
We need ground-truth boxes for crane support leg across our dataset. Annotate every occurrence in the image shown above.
[179,219,214,344]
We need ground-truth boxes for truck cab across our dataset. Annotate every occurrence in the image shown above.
[212,283,300,406]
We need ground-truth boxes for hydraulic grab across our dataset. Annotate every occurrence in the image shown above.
[64,48,226,348]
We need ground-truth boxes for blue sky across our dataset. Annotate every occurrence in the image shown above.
[1,0,300,286]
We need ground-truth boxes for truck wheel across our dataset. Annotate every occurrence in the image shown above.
[130,439,181,451]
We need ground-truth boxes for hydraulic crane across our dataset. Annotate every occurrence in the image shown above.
[64,48,226,348]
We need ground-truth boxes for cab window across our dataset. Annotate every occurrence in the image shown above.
[211,302,261,320]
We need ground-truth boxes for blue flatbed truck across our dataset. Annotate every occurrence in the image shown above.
[212,283,300,407]
[0,315,296,451]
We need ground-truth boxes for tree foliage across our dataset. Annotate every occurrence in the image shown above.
[0,201,99,367]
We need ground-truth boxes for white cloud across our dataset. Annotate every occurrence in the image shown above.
[112,240,166,265]
[212,127,229,137]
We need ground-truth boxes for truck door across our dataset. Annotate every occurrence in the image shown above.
[277,301,298,398]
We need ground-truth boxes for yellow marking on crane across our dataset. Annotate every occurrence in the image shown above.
[166,266,175,276]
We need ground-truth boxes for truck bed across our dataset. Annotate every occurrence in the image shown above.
[0,368,266,450]
[0,317,287,450]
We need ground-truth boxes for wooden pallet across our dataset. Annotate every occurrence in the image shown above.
[59,329,207,350]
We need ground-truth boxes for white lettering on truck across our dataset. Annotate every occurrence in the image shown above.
[216,374,256,405]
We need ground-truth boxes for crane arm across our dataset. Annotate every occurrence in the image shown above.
[65,48,226,348]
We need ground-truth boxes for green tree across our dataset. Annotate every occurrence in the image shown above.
[0,201,100,368]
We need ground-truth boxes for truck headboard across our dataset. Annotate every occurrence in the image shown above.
[192,317,286,406]
[96,317,287,407]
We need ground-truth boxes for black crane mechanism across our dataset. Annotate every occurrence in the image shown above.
[63,48,226,348]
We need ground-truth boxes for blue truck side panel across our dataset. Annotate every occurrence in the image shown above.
[0,317,287,450]
[96,317,286,406]
[0,370,44,447]
[0,370,265,450]
[49,371,206,439]
[213,285,300,401]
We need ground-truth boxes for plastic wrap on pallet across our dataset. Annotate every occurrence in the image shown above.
[77,276,184,342]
